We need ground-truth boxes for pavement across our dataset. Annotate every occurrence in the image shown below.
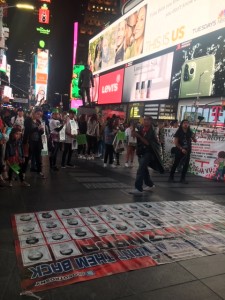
[1,153,225,300]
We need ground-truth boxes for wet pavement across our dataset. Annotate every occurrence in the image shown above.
[1,154,225,300]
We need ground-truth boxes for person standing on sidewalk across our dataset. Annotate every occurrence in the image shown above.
[61,110,79,168]
[130,116,164,195]
[168,119,196,184]
[103,118,117,168]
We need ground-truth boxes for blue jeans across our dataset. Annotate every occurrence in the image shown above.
[135,152,154,191]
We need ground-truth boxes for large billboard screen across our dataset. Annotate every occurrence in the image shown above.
[35,49,49,106]
[122,52,174,102]
[89,0,225,75]
[169,27,225,99]
[71,65,85,99]
[98,68,124,104]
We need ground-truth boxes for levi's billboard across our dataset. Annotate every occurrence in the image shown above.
[98,68,124,104]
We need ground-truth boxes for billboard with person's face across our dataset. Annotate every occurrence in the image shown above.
[89,0,225,75]
[35,49,49,106]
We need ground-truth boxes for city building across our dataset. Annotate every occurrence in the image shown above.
[76,0,121,64]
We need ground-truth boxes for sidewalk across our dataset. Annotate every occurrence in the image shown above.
[0,153,225,300]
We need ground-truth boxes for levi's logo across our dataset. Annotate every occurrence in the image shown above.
[102,83,118,93]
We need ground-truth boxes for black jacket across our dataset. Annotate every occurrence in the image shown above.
[78,68,94,88]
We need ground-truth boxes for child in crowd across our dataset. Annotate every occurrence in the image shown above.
[5,128,30,187]
[213,151,225,182]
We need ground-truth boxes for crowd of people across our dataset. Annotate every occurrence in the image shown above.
[0,105,197,192]
[0,107,134,187]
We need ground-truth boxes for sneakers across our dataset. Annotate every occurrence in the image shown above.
[110,164,116,168]
[0,178,7,187]
[21,181,31,187]
[8,181,13,187]
[103,163,107,168]
[125,162,129,168]
[39,173,46,179]
[129,189,143,195]
[61,165,66,169]
[66,163,75,168]
[143,185,156,191]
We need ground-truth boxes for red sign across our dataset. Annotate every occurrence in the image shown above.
[211,106,223,122]
[39,6,50,24]
[98,68,124,104]
[40,0,51,2]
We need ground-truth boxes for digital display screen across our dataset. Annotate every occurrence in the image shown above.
[98,68,124,104]
[35,49,49,106]
[89,0,225,75]
[71,65,85,99]
[123,52,174,102]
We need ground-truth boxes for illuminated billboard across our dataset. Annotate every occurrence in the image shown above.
[98,68,124,104]
[91,75,99,103]
[71,65,85,99]
[0,54,7,72]
[35,49,49,106]
[169,27,225,99]
[89,0,225,75]
[39,4,50,24]
[122,52,174,102]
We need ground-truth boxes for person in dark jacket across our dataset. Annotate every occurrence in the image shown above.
[23,108,45,178]
[5,128,30,187]
[130,115,164,194]
[168,119,196,184]
[78,65,94,106]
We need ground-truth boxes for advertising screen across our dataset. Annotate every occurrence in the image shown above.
[0,54,7,72]
[123,52,174,102]
[98,68,124,104]
[35,49,49,106]
[71,65,85,99]
[91,75,99,103]
[89,0,225,75]
[169,27,225,99]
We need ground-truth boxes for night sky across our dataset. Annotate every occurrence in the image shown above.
[6,0,84,99]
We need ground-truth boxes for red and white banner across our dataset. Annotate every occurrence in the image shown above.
[12,201,225,293]
[163,127,225,180]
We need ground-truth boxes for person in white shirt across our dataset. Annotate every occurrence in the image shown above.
[49,111,64,171]
[11,108,25,132]
[61,110,79,168]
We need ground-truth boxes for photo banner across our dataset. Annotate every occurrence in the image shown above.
[12,201,225,293]
[163,127,225,180]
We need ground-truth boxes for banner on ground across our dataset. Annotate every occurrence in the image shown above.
[12,201,225,293]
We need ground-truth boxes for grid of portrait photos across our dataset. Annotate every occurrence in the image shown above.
[12,200,225,269]
[12,200,225,292]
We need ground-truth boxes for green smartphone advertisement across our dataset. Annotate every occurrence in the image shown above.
[179,55,215,98]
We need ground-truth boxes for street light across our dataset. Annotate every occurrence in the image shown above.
[54,93,69,109]
[0,3,34,38]
[15,59,34,106]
